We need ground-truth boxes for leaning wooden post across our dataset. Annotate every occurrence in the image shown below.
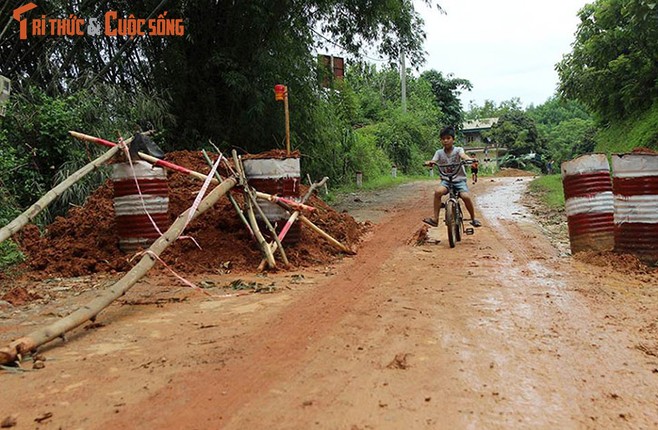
[0,143,126,245]
[232,151,276,269]
[233,155,289,265]
[0,176,237,365]
[298,214,356,255]
[126,147,315,212]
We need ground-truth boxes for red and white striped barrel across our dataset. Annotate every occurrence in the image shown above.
[561,154,614,253]
[242,157,301,243]
[112,161,169,252]
[612,153,658,263]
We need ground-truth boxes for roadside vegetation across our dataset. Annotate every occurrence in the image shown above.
[1,0,657,271]
[528,175,565,211]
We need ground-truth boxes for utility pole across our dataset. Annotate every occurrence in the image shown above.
[400,48,407,113]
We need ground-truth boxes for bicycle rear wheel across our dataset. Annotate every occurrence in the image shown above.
[445,200,457,248]
[455,203,463,242]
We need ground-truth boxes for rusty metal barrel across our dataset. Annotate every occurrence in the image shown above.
[561,154,615,253]
[242,157,301,243]
[611,152,658,263]
[112,161,169,252]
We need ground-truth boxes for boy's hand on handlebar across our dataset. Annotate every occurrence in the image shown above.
[424,160,436,167]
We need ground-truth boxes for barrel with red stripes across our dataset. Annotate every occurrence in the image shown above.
[561,154,614,253]
[242,157,301,244]
[112,161,169,252]
[612,153,658,264]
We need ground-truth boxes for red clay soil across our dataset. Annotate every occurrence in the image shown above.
[495,168,537,177]
[14,151,368,280]
[631,147,658,154]
[0,285,41,306]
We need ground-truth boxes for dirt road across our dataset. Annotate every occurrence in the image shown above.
[1,177,657,429]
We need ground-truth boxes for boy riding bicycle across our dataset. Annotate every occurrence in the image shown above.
[423,126,482,228]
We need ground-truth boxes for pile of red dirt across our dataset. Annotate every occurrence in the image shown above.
[15,151,370,279]
[574,251,657,275]
[1,286,42,306]
[495,168,537,177]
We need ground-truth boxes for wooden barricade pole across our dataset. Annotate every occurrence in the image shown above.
[0,176,237,365]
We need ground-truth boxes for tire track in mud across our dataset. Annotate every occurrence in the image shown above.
[6,179,653,429]
[99,183,436,429]
[464,178,658,428]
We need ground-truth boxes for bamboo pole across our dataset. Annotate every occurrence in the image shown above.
[232,151,276,269]
[298,214,355,255]
[0,176,237,365]
[141,152,314,211]
[235,156,289,266]
[0,143,125,245]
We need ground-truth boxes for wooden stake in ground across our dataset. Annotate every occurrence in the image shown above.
[0,143,125,245]
[0,176,237,366]
[232,151,276,269]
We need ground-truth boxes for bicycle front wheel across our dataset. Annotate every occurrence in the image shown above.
[445,200,457,248]
[455,203,463,242]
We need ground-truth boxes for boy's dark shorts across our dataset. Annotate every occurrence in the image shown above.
[471,168,479,174]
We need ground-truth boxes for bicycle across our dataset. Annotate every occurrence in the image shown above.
[433,160,475,248]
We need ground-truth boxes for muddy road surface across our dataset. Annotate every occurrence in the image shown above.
[1,177,657,429]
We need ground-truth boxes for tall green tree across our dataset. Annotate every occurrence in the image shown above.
[419,70,471,128]
[1,0,433,151]
[464,98,524,121]
[527,97,595,164]
[556,0,658,122]
[489,110,543,158]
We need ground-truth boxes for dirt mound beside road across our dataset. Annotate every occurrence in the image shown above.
[495,167,537,177]
[15,151,368,279]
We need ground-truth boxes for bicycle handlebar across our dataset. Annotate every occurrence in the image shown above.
[430,159,474,179]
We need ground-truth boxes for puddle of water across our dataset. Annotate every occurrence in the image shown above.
[476,178,533,221]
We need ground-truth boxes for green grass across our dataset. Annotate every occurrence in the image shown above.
[595,102,658,154]
[528,174,564,210]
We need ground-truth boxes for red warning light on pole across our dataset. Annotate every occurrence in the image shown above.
[274,84,287,101]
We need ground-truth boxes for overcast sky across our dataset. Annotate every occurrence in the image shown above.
[415,0,592,109]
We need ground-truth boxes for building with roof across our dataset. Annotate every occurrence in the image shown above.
[460,117,507,163]
[461,118,498,145]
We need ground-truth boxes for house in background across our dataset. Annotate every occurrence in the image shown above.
[318,55,344,88]
[461,118,498,145]
[460,117,506,163]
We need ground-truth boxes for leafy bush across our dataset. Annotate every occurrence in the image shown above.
[1,84,172,224]
[0,240,24,272]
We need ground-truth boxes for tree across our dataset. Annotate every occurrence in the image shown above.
[527,96,595,164]
[556,0,658,122]
[490,110,543,158]
[419,70,472,128]
[1,0,434,152]
[464,98,524,121]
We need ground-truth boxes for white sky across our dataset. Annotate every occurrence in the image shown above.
[415,0,592,108]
